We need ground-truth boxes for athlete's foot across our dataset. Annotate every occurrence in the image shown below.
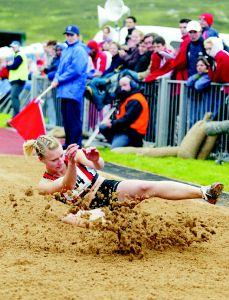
[201,182,224,205]
[61,213,91,228]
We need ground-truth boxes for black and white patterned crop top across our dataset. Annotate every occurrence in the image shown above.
[43,157,99,203]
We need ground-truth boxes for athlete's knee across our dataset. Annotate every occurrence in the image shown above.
[138,182,155,195]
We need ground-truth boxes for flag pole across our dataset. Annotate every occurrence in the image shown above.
[84,106,116,147]
[35,85,53,102]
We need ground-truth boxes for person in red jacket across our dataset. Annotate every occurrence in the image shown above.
[204,37,229,84]
[204,37,229,121]
[87,40,108,77]
[144,36,175,82]
[141,19,191,82]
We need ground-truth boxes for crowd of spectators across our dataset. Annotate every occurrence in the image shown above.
[0,12,228,148]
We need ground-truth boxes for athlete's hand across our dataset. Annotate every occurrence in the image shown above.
[82,147,100,163]
[65,144,79,164]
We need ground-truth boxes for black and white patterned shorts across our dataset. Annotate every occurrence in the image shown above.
[89,179,121,209]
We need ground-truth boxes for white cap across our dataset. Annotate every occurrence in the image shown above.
[187,20,202,32]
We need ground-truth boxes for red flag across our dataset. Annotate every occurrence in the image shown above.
[9,99,46,140]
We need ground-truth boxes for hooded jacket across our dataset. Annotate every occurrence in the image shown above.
[87,40,107,73]
[54,40,88,102]
[206,37,229,82]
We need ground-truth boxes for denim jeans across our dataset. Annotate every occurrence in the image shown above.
[99,124,131,149]
[10,81,25,116]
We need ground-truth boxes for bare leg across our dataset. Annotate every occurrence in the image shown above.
[116,180,202,201]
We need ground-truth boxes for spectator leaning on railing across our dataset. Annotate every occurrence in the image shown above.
[186,56,212,127]
[186,56,211,91]
[204,37,229,85]
[144,36,175,82]
[186,20,206,77]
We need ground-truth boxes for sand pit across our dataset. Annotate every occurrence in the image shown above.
[0,155,229,300]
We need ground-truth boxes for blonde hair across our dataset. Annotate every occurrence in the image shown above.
[23,135,60,158]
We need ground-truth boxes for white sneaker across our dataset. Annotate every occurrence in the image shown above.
[201,182,224,205]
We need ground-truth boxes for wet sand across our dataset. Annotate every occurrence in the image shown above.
[0,155,229,300]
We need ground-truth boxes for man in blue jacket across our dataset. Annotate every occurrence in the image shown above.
[51,25,88,148]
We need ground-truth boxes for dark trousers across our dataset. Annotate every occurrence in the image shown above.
[61,98,83,148]
[10,81,25,116]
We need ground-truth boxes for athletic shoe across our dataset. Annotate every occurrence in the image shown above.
[201,182,224,205]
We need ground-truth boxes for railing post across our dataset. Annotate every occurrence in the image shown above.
[177,82,188,144]
[31,75,38,99]
[156,77,170,147]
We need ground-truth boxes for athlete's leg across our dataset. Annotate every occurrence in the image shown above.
[116,180,212,202]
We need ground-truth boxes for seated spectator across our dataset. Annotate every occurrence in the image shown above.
[103,42,124,76]
[126,29,144,49]
[186,56,211,90]
[99,76,149,149]
[199,13,219,40]
[43,43,65,81]
[87,40,109,77]
[119,29,144,70]
[98,25,113,50]
[43,40,57,66]
[134,40,149,72]
[144,36,175,82]
[137,33,158,80]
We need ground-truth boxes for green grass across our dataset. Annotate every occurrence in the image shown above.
[0,0,228,43]
[99,147,229,191]
[0,113,10,127]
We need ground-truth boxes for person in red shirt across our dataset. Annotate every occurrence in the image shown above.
[144,36,175,82]
[204,37,229,84]
[87,40,108,77]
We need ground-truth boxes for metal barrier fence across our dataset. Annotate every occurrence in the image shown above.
[156,79,229,157]
[19,75,229,157]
